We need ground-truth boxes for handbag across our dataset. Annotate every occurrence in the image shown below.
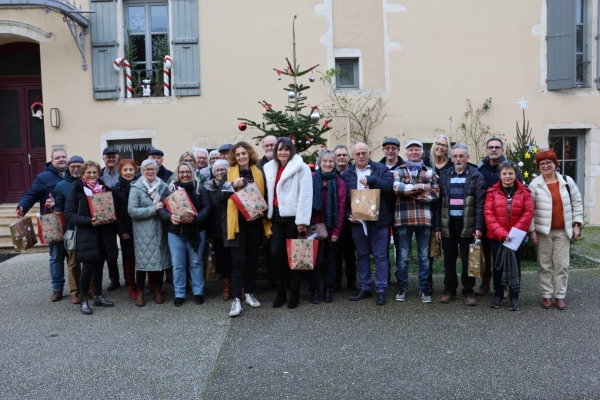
[307,223,328,241]
[64,201,80,251]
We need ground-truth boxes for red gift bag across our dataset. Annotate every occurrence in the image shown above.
[286,234,319,270]
[231,182,268,221]
[87,192,117,221]
[36,206,65,244]
[164,188,198,220]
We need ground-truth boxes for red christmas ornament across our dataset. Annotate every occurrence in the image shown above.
[326,126,332,130]
[323,119,329,126]
[238,122,247,131]
[288,83,294,88]
[277,70,282,80]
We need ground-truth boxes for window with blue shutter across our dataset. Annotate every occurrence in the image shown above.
[547,0,576,90]
[90,0,119,100]
[171,0,201,96]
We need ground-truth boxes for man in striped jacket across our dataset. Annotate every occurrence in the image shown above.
[392,140,440,304]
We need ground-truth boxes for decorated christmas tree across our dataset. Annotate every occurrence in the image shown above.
[237,16,330,157]
[506,99,538,185]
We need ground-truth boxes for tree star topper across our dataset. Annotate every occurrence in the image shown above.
[516,97,529,110]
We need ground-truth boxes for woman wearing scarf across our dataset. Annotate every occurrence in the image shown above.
[205,159,233,301]
[128,159,170,307]
[217,142,272,317]
[484,160,534,311]
[264,138,313,310]
[309,151,347,304]
[64,160,118,315]
[158,162,211,307]
[111,159,138,301]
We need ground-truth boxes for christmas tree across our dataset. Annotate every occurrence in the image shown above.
[506,103,538,186]
[237,16,330,157]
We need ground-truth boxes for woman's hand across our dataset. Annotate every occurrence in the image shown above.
[91,218,105,226]
[233,178,245,189]
[331,235,339,242]
[297,224,307,233]
[180,216,194,224]
[155,202,164,211]
[529,231,538,245]
[572,225,581,241]
[121,233,130,240]
[170,214,181,225]
[504,235,511,242]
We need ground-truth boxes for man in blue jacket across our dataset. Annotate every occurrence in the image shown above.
[342,142,394,305]
[16,149,68,302]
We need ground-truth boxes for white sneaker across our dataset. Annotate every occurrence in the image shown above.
[395,289,406,302]
[245,293,261,308]
[419,291,432,303]
[229,298,242,317]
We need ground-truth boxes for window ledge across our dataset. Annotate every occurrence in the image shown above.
[115,96,176,105]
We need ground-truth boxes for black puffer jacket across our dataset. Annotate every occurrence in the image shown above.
[204,178,225,240]
[64,179,119,264]
[111,176,135,259]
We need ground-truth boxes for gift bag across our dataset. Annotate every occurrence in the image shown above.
[286,235,319,270]
[36,207,65,244]
[429,232,441,258]
[9,217,38,251]
[164,189,198,220]
[204,244,218,281]
[231,182,268,221]
[350,189,380,221]
[87,192,117,221]
[468,238,485,278]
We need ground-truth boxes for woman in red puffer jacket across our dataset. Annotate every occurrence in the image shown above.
[484,160,534,311]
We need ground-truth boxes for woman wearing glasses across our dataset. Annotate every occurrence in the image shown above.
[167,151,207,185]
[158,162,211,307]
[128,159,170,307]
[528,150,583,310]
[64,160,118,315]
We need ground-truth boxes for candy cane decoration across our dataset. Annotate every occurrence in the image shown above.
[163,55,172,97]
[113,58,132,98]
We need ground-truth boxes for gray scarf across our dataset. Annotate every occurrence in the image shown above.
[142,176,162,204]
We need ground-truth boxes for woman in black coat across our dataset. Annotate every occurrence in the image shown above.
[111,159,138,301]
[64,160,119,315]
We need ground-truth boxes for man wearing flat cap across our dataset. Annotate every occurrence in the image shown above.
[147,149,173,181]
[101,147,120,188]
[218,144,232,160]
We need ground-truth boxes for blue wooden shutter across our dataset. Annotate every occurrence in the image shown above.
[90,0,119,100]
[171,0,201,96]
[547,0,576,90]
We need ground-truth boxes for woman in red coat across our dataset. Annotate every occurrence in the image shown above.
[484,160,534,311]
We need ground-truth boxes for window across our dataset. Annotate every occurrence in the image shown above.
[547,0,590,90]
[108,139,153,166]
[335,58,359,89]
[124,1,169,97]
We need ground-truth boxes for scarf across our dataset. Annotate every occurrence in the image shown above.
[82,178,104,194]
[142,176,163,204]
[172,181,203,252]
[312,169,338,228]
[405,160,424,175]
[226,164,272,241]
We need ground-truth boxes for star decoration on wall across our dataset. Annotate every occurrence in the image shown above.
[516,97,530,109]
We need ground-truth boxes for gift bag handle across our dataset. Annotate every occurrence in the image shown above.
[297,232,308,240]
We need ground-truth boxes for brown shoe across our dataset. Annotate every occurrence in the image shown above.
[51,291,63,302]
[465,295,477,306]
[221,278,232,301]
[555,298,566,310]
[154,286,165,304]
[474,282,490,296]
[439,292,456,303]
[128,286,137,300]
[541,298,552,309]
[136,289,145,307]
[70,293,81,304]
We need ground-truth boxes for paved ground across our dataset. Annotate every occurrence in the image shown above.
[1,253,599,399]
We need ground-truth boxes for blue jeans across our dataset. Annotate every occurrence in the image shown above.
[168,231,205,298]
[351,223,389,293]
[394,226,431,293]
[49,241,67,292]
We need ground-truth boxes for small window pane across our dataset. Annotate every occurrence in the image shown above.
[564,137,577,159]
[152,34,168,63]
[132,35,146,64]
[338,63,355,86]
[576,25,583,52]
[576,0,583,23]
[563,161,577,182]
[128,6,146,34]
[550,137,563,159]
[151,6,168,33]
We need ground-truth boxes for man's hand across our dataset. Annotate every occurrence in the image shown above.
[349,216,361,224]
[121,234,130,240]
[16,206,23,218]
[45,194,55,209]
[331,235,338,242]
[435,231,442,242]
[474,230,482,239]
[359,177,368,187]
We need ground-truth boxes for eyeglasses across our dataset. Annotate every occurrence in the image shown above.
[179,171,192,175]
[354,152,369,156]
[214,168,226,173]
[435,142,448,149]
[539,161,554,167]
[383,146,398,152]
[84,171,98,175]
[487,146,502,151]
[196,157,207,161]
[143,168,157,172]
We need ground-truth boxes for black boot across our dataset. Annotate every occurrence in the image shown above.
[80,296,93,315]
[288,289,300,309]
[273,289,286,308]
[310,288,319,304]
[324,287,333,303]
[94,295,114,307]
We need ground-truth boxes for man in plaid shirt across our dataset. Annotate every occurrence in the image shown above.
[392,140,440,303]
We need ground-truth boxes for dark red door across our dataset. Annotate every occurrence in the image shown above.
[0,79,46,203]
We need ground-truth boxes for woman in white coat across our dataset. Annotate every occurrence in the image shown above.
[528,149,583,311]
[264,138,313,309]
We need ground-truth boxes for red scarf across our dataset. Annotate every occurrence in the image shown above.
[82,178,104,194]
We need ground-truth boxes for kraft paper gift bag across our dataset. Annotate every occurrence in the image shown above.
[286,235,319,271]
[204,244,218,282]
[231,182,268,221]
[9,217,38,251]
[350,189,380,221]
[468,238,485,278]
[87,192,117,221]
[429,232,441,258]
[36,208,65,244]
[164,188,198,220]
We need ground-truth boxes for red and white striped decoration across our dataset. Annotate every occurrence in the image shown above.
[113,58,132,98]
[163,55,172,97]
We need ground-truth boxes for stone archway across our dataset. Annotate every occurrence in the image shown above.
[0,19,54,44]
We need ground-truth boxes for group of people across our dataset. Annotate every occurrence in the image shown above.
[17,134,583,316]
